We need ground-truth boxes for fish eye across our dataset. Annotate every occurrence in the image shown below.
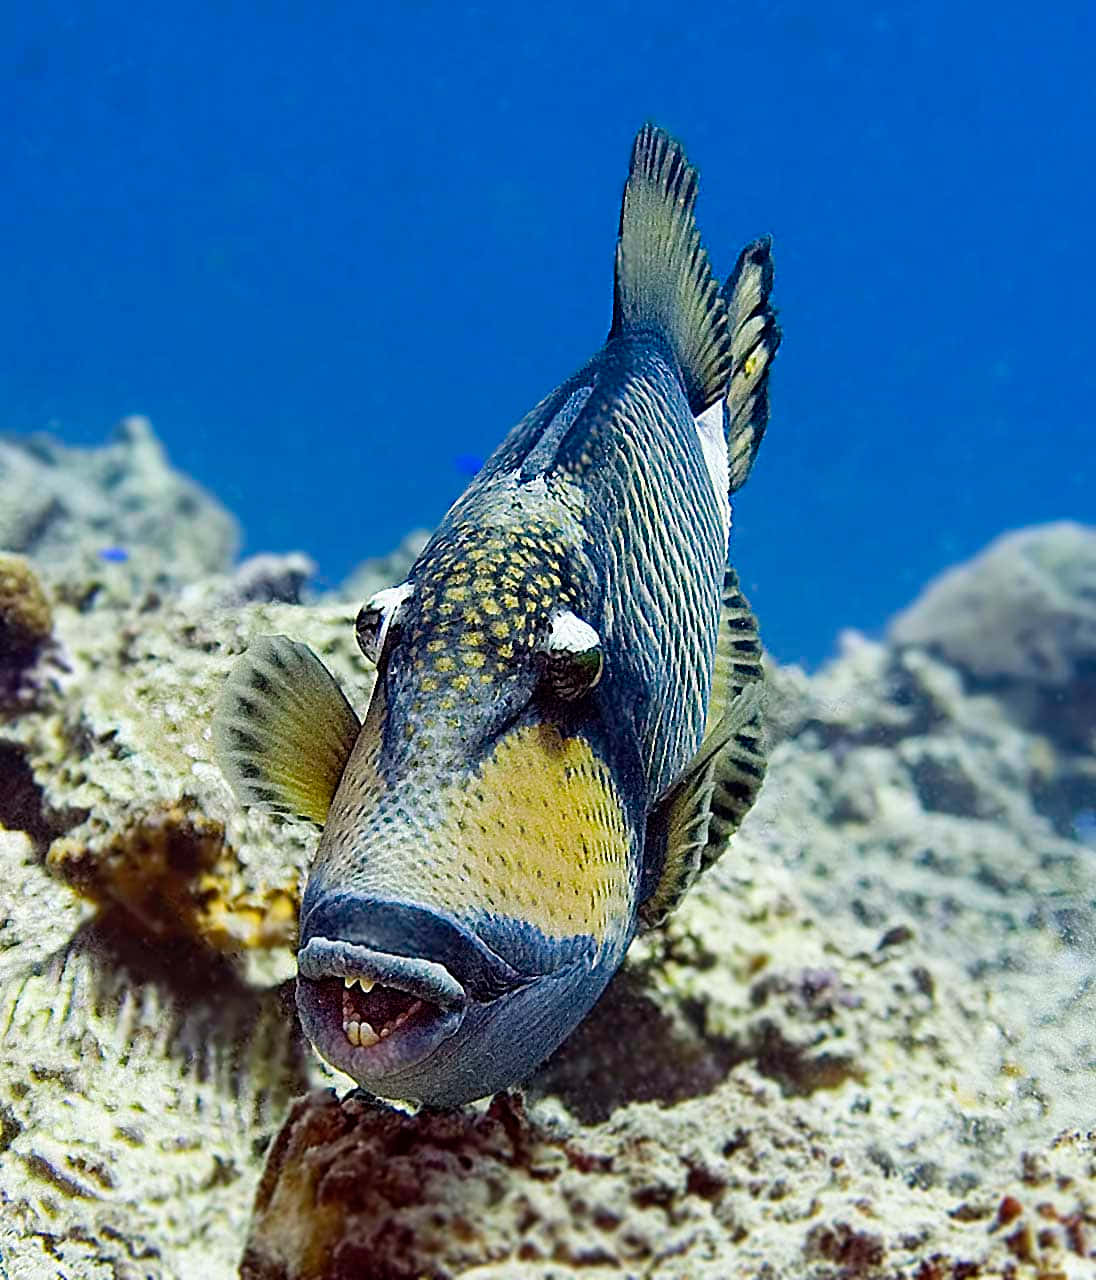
[355,581,414,665]
[540,609,604,700]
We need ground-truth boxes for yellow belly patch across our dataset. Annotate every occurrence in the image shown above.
[433,723,633,942]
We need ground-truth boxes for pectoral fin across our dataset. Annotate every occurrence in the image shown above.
[640,681,765,928]
[212,635,360,825]
[640,571,767,928]
[640,756,717,930]
[702,569,767,864]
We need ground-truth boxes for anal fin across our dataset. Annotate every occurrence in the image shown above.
[212,635,360,826]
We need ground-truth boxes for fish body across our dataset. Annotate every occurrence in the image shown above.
[215,125,779,1105]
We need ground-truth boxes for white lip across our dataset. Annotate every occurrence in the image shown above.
[297,937,467,1010]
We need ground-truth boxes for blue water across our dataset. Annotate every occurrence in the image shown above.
[4,2,1093,667]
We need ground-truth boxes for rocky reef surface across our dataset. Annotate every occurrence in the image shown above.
[0,422,1093,1279]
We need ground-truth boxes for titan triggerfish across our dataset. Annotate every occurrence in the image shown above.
[214,123,780,1106]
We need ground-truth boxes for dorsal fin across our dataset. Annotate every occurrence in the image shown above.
[722,237,781,494]
[611,124,733,415]
[212,635,360,825]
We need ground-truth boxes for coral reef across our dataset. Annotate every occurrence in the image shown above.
[241,1090,1095,1280]
[0,423,1093,1278]
[0,415,239,600]
[0,555,52,665]
[889,522,1096,687]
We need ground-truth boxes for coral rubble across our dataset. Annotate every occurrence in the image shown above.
[1,422,1093,1278]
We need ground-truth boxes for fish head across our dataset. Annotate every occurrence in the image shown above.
[295,527,643,1105]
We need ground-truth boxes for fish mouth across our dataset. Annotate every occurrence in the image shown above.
[297,938,468,1079]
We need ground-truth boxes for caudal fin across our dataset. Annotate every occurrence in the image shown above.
[611,124,733,415]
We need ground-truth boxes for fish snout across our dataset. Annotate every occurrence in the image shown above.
[295,892,525,1088]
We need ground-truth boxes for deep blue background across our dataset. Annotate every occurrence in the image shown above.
[4,3,1093,666]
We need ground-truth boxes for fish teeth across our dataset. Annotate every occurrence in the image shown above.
[342,975,376,993]
[343,1019,380,1049]
[341,987,422,1048]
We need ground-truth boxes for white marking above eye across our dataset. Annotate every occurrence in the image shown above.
[365,581,414,616]
[547,610,600,655]
[359,580,414,662]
